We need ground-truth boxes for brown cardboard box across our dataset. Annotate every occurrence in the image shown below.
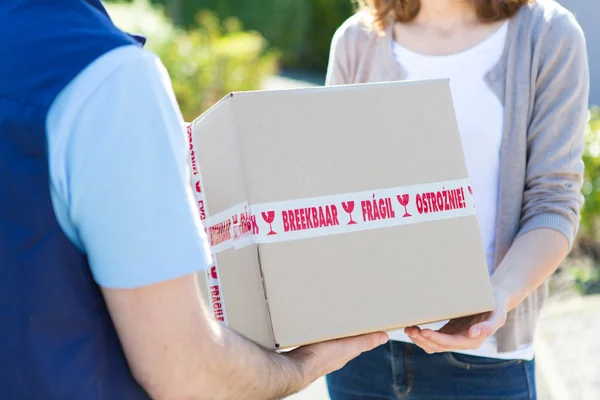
[187,79,495,350]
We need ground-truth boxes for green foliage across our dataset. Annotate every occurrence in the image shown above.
[153,0,355,70]
[106,0,278,121]
[569,266,600,295]
[573,107,600,296]
[306,0,356,69]
[580,107,600,235]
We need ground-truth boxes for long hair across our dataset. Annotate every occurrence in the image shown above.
[357,0,531,31]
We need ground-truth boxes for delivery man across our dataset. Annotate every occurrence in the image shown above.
[0,1,387,399]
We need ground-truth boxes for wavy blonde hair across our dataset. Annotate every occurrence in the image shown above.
[357,0,531,31]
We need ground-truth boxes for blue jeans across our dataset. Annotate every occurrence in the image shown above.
[327,341,536,400]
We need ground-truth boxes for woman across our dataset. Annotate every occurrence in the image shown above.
[326,0,589,399]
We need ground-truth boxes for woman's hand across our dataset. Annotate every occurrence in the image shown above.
[404,289,509,354]
[404,229,570,355]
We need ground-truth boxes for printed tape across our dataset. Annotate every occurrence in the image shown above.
[205,178,476,254]
[187,124,228,325]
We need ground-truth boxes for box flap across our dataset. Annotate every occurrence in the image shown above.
[191,95,275,349]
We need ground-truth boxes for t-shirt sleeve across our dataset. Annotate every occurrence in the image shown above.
[63,50,212,288]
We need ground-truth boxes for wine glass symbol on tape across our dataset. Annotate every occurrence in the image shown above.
[261,211,277,236]
[397,194,412,218]
[341,201,358,225]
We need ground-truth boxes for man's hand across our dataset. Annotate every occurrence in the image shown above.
[404,289,509,354]
[287,332,389,384]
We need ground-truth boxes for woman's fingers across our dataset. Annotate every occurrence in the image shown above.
[409,332,445,354]
[421,311,505,351]
[404,326,420,337]
[406,328,456,354]
[421,329,483,351]
[406,326,471,353]
[404,309,506,353]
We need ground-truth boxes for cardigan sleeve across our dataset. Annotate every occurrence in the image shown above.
[326,13,372,86]
[518,12,589,247]
[325,20,352,86]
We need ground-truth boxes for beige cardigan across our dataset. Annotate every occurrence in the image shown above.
[326,0,589,352]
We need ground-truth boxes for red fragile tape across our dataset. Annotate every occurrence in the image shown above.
[186,124,228,325]
[206,178,476,255]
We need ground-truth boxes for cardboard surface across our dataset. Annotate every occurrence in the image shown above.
[190,80,495,349]
[190,100,274,348]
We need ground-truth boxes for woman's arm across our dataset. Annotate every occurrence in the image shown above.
[492,229,567,311]
[406,13,590,353]
[517,14,589,248]
[493,9,590,315]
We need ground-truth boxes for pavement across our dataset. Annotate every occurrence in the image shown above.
[262,74,600,400]
[535,295,600,400]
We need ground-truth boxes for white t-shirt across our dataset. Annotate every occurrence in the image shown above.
[388,22,534,361]
[46,45,212,289]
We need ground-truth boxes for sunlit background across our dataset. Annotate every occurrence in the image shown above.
[106,1,600,398]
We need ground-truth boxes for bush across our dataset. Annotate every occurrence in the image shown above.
[187,0,313,68]
[153,0,355,71]
[106,0,278,121]
[570,266,600,295]
[580,106,600,236]
[565,107,600,296]
[305,0,356,70]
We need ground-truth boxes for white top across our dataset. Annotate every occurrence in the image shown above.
[388,22,534,361]
[46,45,211,289]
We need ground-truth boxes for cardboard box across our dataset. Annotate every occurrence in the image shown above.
[187,79,495,350]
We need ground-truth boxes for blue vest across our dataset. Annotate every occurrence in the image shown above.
[0,1,150,398]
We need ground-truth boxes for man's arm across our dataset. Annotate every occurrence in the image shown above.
[103,274,385,400]
[51,47,386,399]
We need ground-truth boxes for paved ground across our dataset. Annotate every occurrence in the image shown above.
[263,74,600,400]
[536,296,600,400]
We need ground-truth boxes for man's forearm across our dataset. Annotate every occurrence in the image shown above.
[104,275,308,400]
[204,323,307,400]
[491,228,569,311]
[106,274,384,400]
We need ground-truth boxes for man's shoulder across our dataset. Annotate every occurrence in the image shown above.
[48,46,154,132]
[0,1,137,105]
